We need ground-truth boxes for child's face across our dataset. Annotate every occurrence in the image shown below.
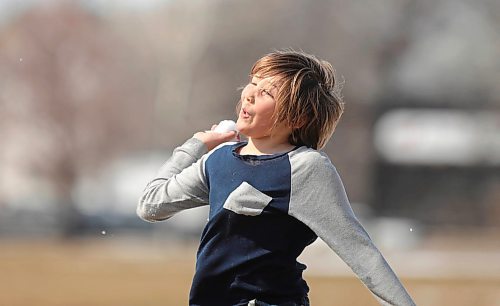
[236,76,281,139]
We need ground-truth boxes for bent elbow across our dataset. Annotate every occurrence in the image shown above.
[136,202,156,222]
[136,200,170,223]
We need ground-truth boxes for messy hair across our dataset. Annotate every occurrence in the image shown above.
[248,49,344,149]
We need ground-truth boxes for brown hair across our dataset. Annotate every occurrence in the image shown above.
[247,49,344,149]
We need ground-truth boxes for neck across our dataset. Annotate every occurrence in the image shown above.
[241,136,294,155]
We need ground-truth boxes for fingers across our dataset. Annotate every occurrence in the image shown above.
[193,130,239,151]
[221,130,238,140]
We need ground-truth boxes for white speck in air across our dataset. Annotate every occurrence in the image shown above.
[409,228,413,232]
[101,230,106,235]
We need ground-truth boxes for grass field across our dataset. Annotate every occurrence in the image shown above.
[1,236,499,306]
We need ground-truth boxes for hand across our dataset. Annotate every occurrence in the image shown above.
[193,125,239,151]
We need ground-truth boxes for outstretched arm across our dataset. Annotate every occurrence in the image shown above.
[288,148,416,306]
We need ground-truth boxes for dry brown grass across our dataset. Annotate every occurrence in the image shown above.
[0,238,499,306]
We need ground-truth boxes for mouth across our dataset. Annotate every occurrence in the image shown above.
[240,108,251,119]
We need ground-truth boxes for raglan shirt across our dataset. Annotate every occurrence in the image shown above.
[138,138,416,306]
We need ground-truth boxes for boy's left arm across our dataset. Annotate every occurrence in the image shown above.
[288,150,416,306]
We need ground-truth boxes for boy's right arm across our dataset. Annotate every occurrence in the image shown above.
[137,130,237,222]
[137,138,209,222]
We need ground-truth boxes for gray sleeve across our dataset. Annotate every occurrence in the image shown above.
[137,138,210,222]
[288,148,416,306]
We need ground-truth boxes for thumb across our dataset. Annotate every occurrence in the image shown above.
[220,130,238,141]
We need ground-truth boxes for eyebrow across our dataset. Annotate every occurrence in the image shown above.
[251,78,277,89]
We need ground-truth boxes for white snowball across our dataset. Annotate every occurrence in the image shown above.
[213,120,237,133]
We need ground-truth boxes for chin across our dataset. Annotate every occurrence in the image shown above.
[236,121,246,132]
[235,127,250,139]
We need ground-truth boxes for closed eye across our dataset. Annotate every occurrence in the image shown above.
[260,89,274,98]
[249,82,273,97]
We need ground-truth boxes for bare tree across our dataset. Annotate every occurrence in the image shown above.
[0,2,155,236]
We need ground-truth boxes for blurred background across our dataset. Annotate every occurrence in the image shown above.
[1,0,499,305]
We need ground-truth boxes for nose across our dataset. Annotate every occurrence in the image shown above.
[245,95,255,104]
[243,87,256,104]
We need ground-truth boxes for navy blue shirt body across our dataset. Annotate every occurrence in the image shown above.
[190,143,316,306]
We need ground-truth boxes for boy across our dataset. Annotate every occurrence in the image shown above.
[137,50,416,306]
